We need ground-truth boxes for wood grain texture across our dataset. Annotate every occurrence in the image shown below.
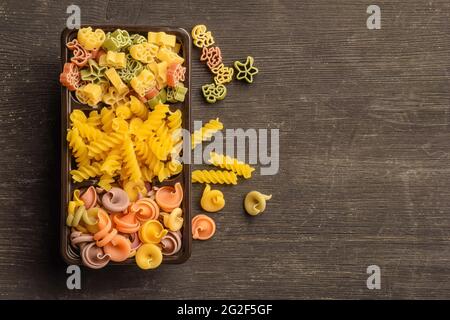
[0,0,449,299]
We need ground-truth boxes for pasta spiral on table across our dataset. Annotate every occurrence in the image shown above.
[191,118,223,149]
[192,170,238,185]
[208,152,255,179]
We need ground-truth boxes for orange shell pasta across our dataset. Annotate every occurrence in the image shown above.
[192,214,216,240]
[155,182,183,212]
[94,209,118,247]
[103,234,132,262]
[112,211,140,233]
[129,198,160,222]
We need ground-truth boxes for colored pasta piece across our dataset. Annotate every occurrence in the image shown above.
[166,63,186,87]
[77,27,106,51]
[208,152,255,179]
[102,29,132,51]
[70,162,102,182]
[192,170,238,185]
[80,59,107,84]
[244,191,272,216]
[129,42,159,64]
[191,24,215,48]
[130,69,156,97]
[200,46,222,69]
[201,83,227,103]
[60,62,81,91]
[191,118,224,149]
[234,56,259,83]
[66,128,89,166]
[212,63,234,85]
[66,39,91,67]
[122,135,142,182]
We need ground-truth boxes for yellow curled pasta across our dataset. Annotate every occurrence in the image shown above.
[162,208,183,232]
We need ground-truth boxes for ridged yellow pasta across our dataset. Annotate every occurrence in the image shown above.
[98,173,114,191]
[136,104,169,139]
[87,132,123,158]
[100,148,122,176]
[66,128,89,166]
[192,170,238,185]
[100,107,115,133]
[167,109,182,132]
[87,111,101,128]
[122,135,142,182]
[208,152,255,179]
[191,118,223,149]
[70,162,102,182]
[129,95,148,120]
[73,119,104,142]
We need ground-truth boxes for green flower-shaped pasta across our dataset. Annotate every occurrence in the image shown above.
[118,54,143,83]
[201,83,227,103]
[234,56,259,83]
[102,29,132,51]
[130,33,147,45]
[80,59,107,84]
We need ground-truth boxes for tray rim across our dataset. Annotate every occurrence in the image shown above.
[60,25,192,267]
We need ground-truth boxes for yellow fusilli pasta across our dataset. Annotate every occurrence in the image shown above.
[192,170,238,185]
[208,152,255,179]
[191,118,223,149]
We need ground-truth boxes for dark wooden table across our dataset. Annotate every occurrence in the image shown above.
[1,0,449,299]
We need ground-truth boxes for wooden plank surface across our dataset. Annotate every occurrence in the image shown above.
[0,0,449,299]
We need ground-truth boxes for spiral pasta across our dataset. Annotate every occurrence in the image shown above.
[191,118,223,149]
[192,170,238,185]
[100,107,115,133]
[208,152,255,179]
[122,135,142,182]
[70,162,103,183]
[67,128,89,166]
[87,132,123,158]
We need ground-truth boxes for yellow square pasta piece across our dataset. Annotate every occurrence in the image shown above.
[98,54,108,67]
[148,32,176,47]
[147,61,168,88]
[157,48,184,65]
[105,68,129,94]
[81,83,102,106]
[105,51,126,69]
[130,69,155,96]
[129,42,159,64]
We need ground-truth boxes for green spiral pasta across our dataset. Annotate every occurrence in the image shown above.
[208,152,255,179]
[70,162,102,182]
[192,170,238,185]
[191,118,223,149]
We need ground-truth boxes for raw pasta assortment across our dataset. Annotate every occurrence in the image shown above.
[60,27,191,269]
[189,25,270,243]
